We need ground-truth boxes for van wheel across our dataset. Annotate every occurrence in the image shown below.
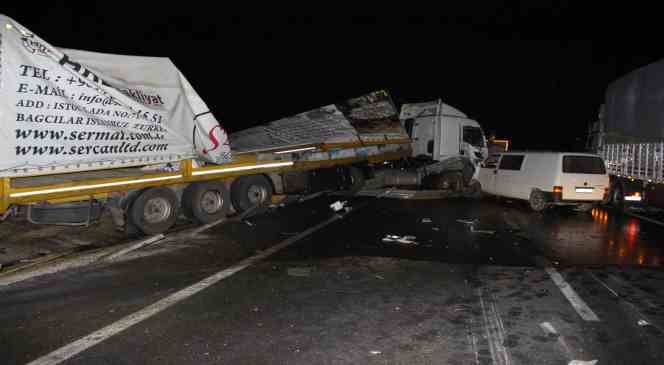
[129,187,178,235]
[182,182,231,224]
[529,189,548,212]
[231,175,273,213]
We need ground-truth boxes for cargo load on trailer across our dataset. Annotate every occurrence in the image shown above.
[0,14,231,177]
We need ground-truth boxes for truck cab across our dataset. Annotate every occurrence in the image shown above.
[400,100,488,168]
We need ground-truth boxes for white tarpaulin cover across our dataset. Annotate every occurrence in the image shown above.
[0,14,231,176]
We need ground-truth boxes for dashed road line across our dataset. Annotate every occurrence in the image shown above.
[478,288,511,365]
[545,267,600,322]
[26,207,363,365]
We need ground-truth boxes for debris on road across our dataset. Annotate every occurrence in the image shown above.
[421,218,432,223]
[456,218,495,235]
[469,226,496,235]
[330,201,348,212]
[244,220,255,227]
[287,267,312,277]
[382,235,418,245]
[369,350,382,355]
[638,319,650,327]
[432,227,440,231]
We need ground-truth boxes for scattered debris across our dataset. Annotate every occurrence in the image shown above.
[299,190,331,202]
[469,226,496,235]
[369,350,382,355]
[638,319,650,327]
[539,322,558,336]
[244,220,255,227]
[457,218,495,235]
[432,227,440,231]
[421,218,432,223]
[330,200,348,212]
[287,267,312,277]
[374,274,385,280]
[382,235,418,245]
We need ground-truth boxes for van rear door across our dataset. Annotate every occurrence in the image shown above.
[559,155,609,201]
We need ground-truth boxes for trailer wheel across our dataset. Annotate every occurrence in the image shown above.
[346,166,366,194]
[231,175,273,213]
[182,182,231,224]
[610,184,624,209]
[129,187,178,235]
[529,189,548,212]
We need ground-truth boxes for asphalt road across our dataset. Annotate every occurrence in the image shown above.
[2,196,664,364]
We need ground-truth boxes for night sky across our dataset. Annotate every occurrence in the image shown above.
[3,4,660,151]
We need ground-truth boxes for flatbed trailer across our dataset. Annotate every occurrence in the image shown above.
[1,138,411,234]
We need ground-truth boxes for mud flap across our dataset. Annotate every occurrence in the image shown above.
[27,201,103,226]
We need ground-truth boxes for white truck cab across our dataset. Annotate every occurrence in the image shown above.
[400,100,488,168]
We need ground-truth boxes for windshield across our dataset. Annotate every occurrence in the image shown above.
[562,155,606,174]
[463,126,485,147]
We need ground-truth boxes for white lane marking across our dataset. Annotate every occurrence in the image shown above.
[568,360,598,365]
[464,281,480,365]
[540,321,597,364]
[625,211,664,227]
[478,289,511,365]
[545,267,600,322]
[101,234,164,262]
[589,271,664,333]
[587,272,619,298]
[27,208,360,365]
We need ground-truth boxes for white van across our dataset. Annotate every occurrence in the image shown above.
[476,152,609,211]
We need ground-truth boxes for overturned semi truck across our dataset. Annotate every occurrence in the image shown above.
[0,14,488,235]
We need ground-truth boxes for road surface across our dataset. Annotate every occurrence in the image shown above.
[2,196,664,364]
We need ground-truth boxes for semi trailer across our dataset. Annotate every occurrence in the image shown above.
[0,14,488,236]
[587,58,664,210]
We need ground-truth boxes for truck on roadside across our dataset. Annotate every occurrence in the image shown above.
[0,14,488,236]
[587,58,664,211]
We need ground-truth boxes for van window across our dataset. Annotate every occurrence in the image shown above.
[484,154,501,168]
[463,126,485,147]
[562,155,606,174]
[498,155,524,170]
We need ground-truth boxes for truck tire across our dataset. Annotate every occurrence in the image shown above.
[529,189,548,212]
[231,175,273,213]
[346,166,366,194]
[182,182,231,224]
[128,187,178,235]
[610,184,624,209]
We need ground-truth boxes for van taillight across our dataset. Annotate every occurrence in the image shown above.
[553,186,563,202]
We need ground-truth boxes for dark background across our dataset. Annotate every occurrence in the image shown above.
[2,4,660,151]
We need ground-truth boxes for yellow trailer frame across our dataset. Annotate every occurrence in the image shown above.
[0,139,411,214]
